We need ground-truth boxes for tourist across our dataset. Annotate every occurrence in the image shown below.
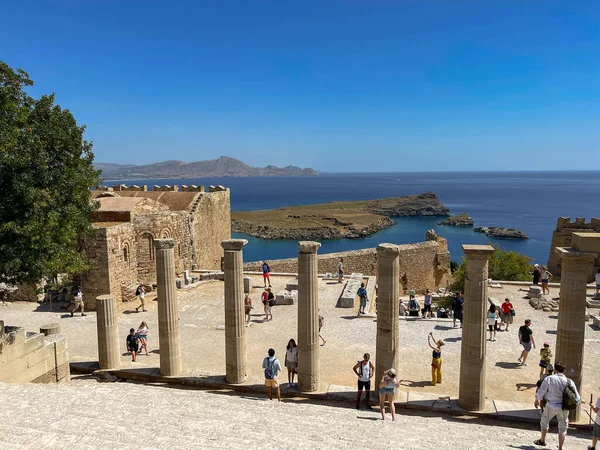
[452,292,463,328]
[136,321,149,356]
[261,288,269,320]
[265,288,275,321]
[534,362,580,449]
[541,266,552,295]
[284,339,298,387]
[596,269,600,296]
[499,298,514,331]
[262,348,282,401]
[408,294,420,317]
[518,319,536,366]
[244,294,253,325]
[539,342,553,379]
[318,313,326,345]
[427,332,444,386]
[357,283,368,315]
[532,264,541,285]
[423,288,433,318]
[338,258,344,283]
[126,328,139,362]
[585,391,600,450]
[378,368,400,421]
[71,286,86,317]
[534,364,554,410]
[399,299,407,317]
[487,303,498,341]
[135,282,147,312]
[353,353,374,410]
[262,261,271,288]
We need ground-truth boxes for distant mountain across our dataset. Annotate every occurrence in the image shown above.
[95,156,319,180]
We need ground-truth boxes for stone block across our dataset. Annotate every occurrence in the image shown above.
[244,276,251,293]
[286,282,299,291]
[40,323,61,336]
[339,273,363,308]
[176,278,184,289]
[275,290,296,305]
[587,299,600,308]
[593,314,600,328]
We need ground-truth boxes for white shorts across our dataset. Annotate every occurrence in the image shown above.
[540,405,569,435]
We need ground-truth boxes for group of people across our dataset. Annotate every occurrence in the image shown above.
[125,321,150,362]
[532,263,553,295]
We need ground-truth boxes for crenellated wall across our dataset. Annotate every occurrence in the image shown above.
[190,190,230,270]
[547,217,600,276]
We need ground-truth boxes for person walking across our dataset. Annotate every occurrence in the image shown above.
[265,288,275,321]
[262,261,271,288]
[284,339,298,387]
[244,294,253,325]
[318,313,326,346]
[541,266,552,295]
[378,368,400,421]
[423,289,433,318]
[532,264,542,285]
[262,348,282,401]
[534,362,580,449]
[518,319,536,366]
[487,303,498,341]
[136,321,149,356]
[585,391,600,450]
[353,353,374,410]
[428,332,444,386]
[338,258,344,283]
[261,288,269,320]
[499,298,514,331]
[126,328,139,362]
[539,342,553,379]
[135,283,147,312]
[357,283,368,315]
[452,292,463,328]
[71,286,86,317]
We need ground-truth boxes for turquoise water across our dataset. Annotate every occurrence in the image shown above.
[103,171,600,264]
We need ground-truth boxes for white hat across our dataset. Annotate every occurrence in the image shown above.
[534,264,539,268]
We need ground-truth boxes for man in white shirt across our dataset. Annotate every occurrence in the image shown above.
[71,286,86,317]
[534,362,580,449]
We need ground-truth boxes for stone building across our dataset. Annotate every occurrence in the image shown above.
[79,185,231,309]
[547,217,600,280]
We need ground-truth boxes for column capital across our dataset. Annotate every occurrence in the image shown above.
[555,247,596,266]
[96,294,115,303]
[221,239,248,251]
[462,244,494,259]
[299,241,321,254]
[154,239,175,250]
[377,243,400,258]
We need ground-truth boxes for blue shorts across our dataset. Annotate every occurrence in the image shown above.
[379,387,395,396]
[360,298,367,308]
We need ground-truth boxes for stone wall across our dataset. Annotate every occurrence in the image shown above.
[245,239,451,294]
[79,226,113,310]
[547,217,600,277]
[105,224,139,304]
[0,321,70,383]
[191,190,231,270]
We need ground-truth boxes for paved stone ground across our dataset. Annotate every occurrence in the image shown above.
[3,277,600,405]
[0,377,593,449]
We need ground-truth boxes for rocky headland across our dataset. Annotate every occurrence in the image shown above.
[231,192,449,240]
[474,226,529,239]
[438,213,474,227]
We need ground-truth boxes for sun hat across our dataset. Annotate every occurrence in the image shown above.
[387,368,397,377]
[534,264,539,268]
[543,342,550,346]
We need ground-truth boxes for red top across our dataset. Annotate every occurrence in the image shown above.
[501,302,513,314]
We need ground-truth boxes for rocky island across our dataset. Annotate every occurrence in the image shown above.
[231,192,450,240]
[438,213,474,227]
[474,226,529,239]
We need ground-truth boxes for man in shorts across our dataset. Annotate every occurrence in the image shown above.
[534,362,580,449]
[262,348,282,401]
[71,286,86,317]
[262,261,271,288]
[357,283,368,315]
[518,319,536,366]
[586,388,600,450]
[353,353,374,410]
[499,297,514,331]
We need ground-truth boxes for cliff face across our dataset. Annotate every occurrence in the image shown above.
[231,192,450,240]
[95,156,319,180]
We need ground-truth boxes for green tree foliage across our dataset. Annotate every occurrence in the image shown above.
[0,61,100,284]
[450,245,533,294]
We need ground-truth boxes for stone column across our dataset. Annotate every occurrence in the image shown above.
[298,241,321,392]
[375,244,400,393]
[555,247,596,421]
[458,244,494,411]
[154,239,182,376]
[95,294,120,370]
[221,239,248,384]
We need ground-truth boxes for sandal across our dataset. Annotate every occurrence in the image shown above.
[533,439,546,446]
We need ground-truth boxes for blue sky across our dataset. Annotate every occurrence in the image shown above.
[1,1,598,172]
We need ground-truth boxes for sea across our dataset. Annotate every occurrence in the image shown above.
[102,171,600,264]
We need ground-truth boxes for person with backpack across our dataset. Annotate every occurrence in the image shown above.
[135,283,147,312]
[534,361,580,449]
[262,261,271,288]
[408,294,420,317]
[353,353,374,410]
[262,348,282,401]
[126,328,139,362]
[356,283,368,315]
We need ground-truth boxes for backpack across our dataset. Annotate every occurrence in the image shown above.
[409,299,417,310]
[264,358,276,379]
[562,379,579,410]
[135,286,142,296]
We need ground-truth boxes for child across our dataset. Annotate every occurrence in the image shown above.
[126,328,139,362]
[136,321,149,356]
[428,332,444,386]
[399,300,407,317]
[539,342,553,378]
